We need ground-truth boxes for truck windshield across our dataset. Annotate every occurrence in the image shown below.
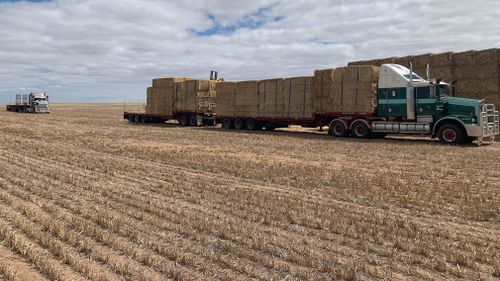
[34,98,46,101]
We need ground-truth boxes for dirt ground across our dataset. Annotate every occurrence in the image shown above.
[0,103,499,281]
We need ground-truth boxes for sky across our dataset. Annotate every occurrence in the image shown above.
[0,0,499,103]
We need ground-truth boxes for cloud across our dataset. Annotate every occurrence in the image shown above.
[0,0,499,102]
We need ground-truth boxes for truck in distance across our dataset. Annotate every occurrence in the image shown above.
[6,92,50,113]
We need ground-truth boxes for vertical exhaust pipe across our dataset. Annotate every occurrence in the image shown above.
[426,64,430,81]
[407,63,415,120]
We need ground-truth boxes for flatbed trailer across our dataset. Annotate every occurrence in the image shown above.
[124,111,216,126]
[6,104,33,113]
[216,112,379,132]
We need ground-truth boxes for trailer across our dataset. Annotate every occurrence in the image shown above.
[124,111,215,126]
[124,75,219,126]
[6,93,50,113]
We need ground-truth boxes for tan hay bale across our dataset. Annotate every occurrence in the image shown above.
[455,79,479,98]
[408,54,431,70]
[258,78,285,118]
[452,50,475,66]
[145,87,154,114]
[215,82,236,117]
[479,77,500,94]
[474,49,497,65]
[152,77,191,88]
[430,52,453,67]
[431,66,454,81]
[284,76,314,119]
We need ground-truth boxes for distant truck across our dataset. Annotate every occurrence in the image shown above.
[6,93,50,113]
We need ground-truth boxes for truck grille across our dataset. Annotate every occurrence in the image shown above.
[481,104,499,137]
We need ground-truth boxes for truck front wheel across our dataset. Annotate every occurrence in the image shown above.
[438,124,464,145]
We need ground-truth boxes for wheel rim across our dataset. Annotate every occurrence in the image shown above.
[334,124,344,136]
[443,128,457,142]
[247,120,255,130]
[235,119,243,129]
[355,125,365,137]
[189,116,197,126]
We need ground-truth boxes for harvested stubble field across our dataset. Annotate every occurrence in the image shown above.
[0,104,499,281]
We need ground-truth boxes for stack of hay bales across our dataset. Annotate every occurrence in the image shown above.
[235,81,259,117]
[452,49,499,104]
[314,65,379,114]
[429,52,454,81]
[284,76,314,119]
[146,77,191,115]
[174,79,217,113]
[258,78,285,118]
[215,82,237,117]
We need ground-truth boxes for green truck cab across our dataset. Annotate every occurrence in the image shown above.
[373,64,499,144]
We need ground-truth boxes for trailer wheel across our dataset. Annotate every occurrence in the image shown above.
[351,121,371,138]
[246,119,257,130]
[234,119,244,130]
[189,115,198,127]
[180,114,189,126]
[438,124,464,145]
[139,116,145,123]
[222,118,232,129]
[128,116,134,123]
[328,120,348,137]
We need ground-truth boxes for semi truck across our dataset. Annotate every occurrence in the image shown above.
[126,64,499,144]
[6,93,50,113]
[215,64,499,144]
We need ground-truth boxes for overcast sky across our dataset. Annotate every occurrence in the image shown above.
[1,0,499,103]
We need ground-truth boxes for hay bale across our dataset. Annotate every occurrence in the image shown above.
[452,50,475,66]
[235,81,259,117]
[145,87,154,114]
[430,52,453,67]
[284,76,314,119]
[431,66,454,81]
[313,68,335,113]
[258,78,285,118]
[215,82,236,117]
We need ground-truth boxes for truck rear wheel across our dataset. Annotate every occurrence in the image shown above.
[189,115,198,127]
[222,118,232,129]
[180,114,189,126]
[246,119,257,130]
[234,119,244,130]
[351,121,371,138]
[328,120,348,137]
[438,124,464,145]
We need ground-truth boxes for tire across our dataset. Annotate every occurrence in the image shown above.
[128,116,134,123]
[328,120,349,137]
[438,124,464,145]
[140,116,145,123]
[189,115,198,127]
[234,119,244,130]
[180,114,189,126]
[351,121,371,138]
[246,119,257,130]
[222,118,232,129]
[134,115,140,123]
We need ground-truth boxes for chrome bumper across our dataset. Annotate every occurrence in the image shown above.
[465,104,499,143]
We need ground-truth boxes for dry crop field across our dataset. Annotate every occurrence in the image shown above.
[0,104,499,281]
